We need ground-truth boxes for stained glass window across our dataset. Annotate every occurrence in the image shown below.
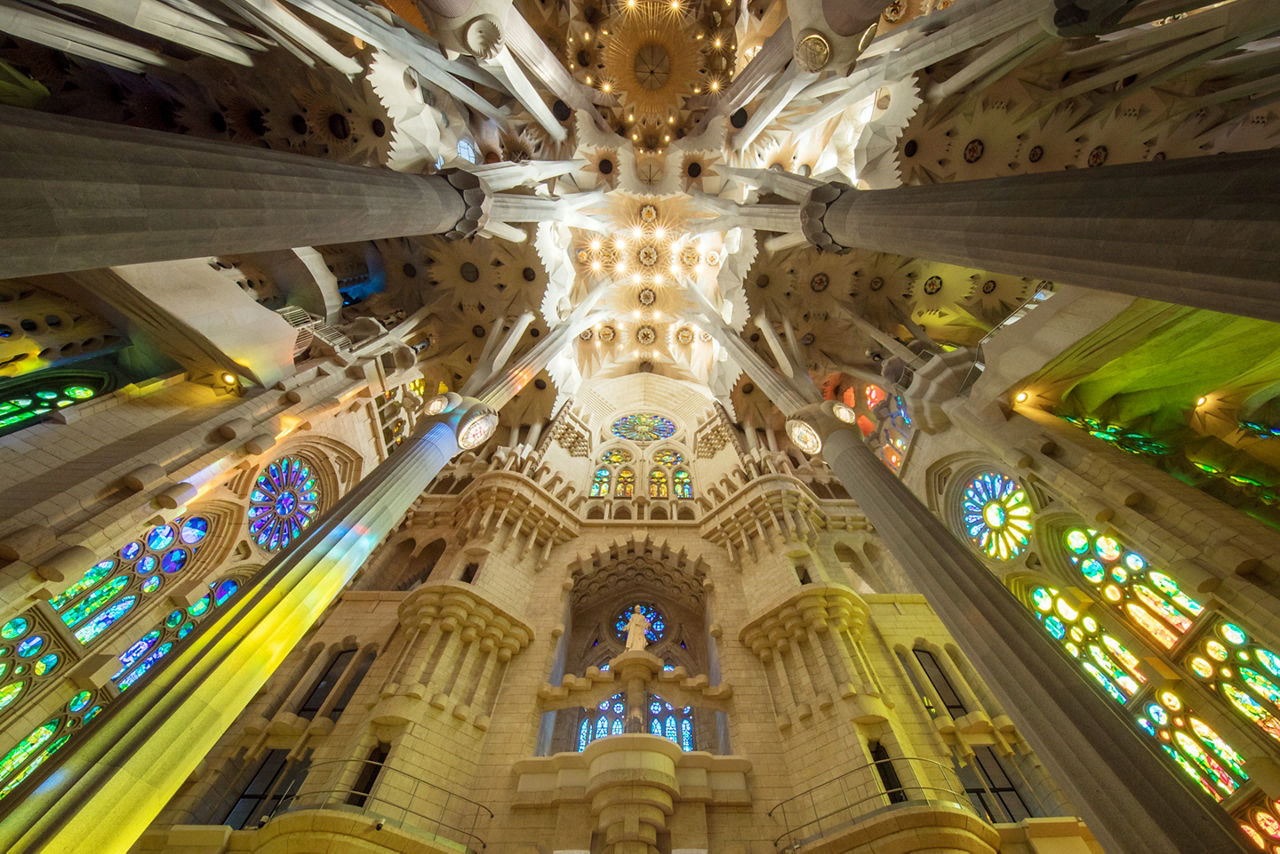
[960,473,1032,560]
[673,470,692,499]
[1063,528,1202,649]
[864,385,887,408]
[1025,586,1247,802]
[616,469,635,498]
[1029,587,1147,702]
[611,414,676,443]
[653,449,684,466]
[0,383,100,435]
[0,574,240,803]
[1187,619,1280,747]
[614,603,665,644]
[649,470,668,499]
[590,468,611,497]
[601,449,633,465]
[578,692,626,751]
[248,457,320,552]
[647,695,694,751]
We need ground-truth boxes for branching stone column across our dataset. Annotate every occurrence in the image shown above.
[0,396,493,852]
[0,106,485,278]
[792,402,1251,853]
[801,149,1280,322]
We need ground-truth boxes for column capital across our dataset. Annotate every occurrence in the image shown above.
[799,181,854,253]
[438,169,490,240]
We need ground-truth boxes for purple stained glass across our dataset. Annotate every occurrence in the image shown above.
[145,525,176,551]
[120,542,142,561]
[160,549,188,573]
[179,516,209,545]
[247,456,320,552]
[213,579,238,606]
[136,555,157,575]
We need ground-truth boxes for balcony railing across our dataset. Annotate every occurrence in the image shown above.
[768,756,978,852]
[266,758,493,852]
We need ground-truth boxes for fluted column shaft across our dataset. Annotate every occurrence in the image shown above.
[802,409,1249,853]
[813,149,1280,322]
[0,106,474,278]
[0,403,480,852]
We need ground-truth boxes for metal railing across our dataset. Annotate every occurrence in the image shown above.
[265,758,494,852]
[768,756,977,852]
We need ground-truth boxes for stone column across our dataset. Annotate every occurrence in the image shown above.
[794,404,1250,853]
[0,396,493,852]
[0,105,483,278]
[803,149,1280,322]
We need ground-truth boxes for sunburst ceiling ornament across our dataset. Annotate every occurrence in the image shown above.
[603,0,705,128]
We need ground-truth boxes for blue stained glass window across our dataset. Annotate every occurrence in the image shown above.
[590,468,611,497]
[74,596,137,645]
[578,719,591,751]
[248,456,321,552]
[614,604,665,644]
[117,642,174,690]
[145,525,176,551]
[214,579,238,606]
[112,631,161,680]
[647,695,694,751]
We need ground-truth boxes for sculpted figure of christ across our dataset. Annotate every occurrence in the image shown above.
[624,605,650,651]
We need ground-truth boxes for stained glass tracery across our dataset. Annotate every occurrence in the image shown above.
[1064,528,1202,649]
[960,473,1032,560]
[648,695,694,751]
[248,456,320,551]
[653,449,684,466]
[601,449,633,465]
[673,469,692,499]
[590,468,611,497]
[612,414,676,443]
[616,469,635,498]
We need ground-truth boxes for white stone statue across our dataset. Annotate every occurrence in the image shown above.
[624,606,650,652]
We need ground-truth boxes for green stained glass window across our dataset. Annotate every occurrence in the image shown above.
[1062,528,1201,650]
[673,469,692,499]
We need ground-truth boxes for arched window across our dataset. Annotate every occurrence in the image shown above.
[959,472,1032,560]
[47,515,212,647]
[578,692,626,751]
[601,449,632,465]
[616,469,635,498]
[648,695,694,751]
[0,573,240,803]
[456,138,480,164]
[649,470,668,499]
[589,468,611,497]
[248,456,321,552]
[1062,527,1201,650]
[1026,582,1248,802]
[673,469,693,499]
